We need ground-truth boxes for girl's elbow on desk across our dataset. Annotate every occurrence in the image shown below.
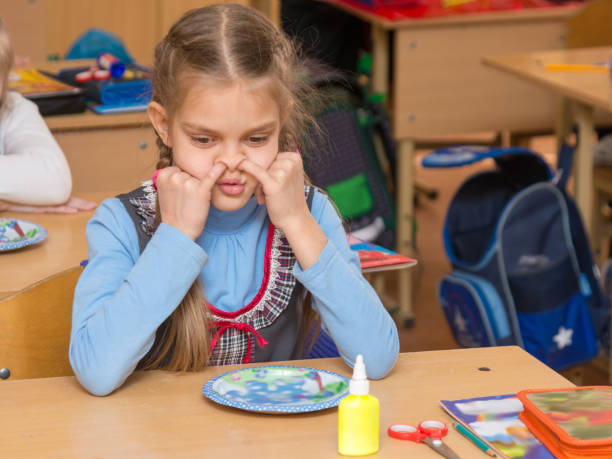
[71,365,124,396]
[69,348,128,396]
[342,344,399,380]
[79,378,121,397]
[367,350,400,380]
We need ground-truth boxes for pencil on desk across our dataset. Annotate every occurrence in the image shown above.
[545,63,609,73]
[453,422,497,457]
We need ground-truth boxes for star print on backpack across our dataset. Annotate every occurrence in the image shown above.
[553,326,573,350]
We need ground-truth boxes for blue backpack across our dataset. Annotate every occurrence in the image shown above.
[423,144,609,371]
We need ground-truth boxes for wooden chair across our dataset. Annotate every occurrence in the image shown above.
[0,266,82,380]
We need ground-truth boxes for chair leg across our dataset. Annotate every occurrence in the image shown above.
[367,272,399,317]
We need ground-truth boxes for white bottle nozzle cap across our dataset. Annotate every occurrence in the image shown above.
[349,354,370,396]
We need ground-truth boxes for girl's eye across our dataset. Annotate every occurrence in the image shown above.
[247,136,268,145]
[192,136,213,145]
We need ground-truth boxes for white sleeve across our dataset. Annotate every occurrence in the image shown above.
[0,92,72,205]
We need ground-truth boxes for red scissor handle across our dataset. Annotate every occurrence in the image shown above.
[388,424,423,442]
[388,420,448,442]
[418,420,448,439]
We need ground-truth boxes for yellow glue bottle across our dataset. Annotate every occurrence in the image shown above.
[338,354,380,456]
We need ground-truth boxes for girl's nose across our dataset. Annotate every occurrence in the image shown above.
[216,145,245,171]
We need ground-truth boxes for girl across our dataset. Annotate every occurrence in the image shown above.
[70,4,399,396]
[0,19,96,213]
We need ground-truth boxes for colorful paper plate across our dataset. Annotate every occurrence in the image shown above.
[0,218,47,252]
[202,365,350,414]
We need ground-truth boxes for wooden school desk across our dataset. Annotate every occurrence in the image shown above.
[0,191,112,299]
[46,110,156,194]
[0,346,571,457]
[322,1,581,326]
[483,46,612,238]
[33,60,158,194]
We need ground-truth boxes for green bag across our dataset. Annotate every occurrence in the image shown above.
[325,173,373,219]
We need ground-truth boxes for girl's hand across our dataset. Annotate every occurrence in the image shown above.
[156,164,227,240]
[239,152,308,233]
[240,152,327,270]
[0,196,97,214]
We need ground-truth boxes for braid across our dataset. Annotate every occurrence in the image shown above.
[142,130,211,372]
[140,112,212,373]
[155,136,173,170]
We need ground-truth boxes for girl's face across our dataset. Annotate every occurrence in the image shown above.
[161,78,283,212]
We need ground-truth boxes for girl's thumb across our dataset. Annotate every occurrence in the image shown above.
[254,184,265,205]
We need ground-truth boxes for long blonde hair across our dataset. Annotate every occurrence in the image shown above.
[138,4,315,371]
[0,19,14,112]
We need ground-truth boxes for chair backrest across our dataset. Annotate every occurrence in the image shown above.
[0,266,82,380]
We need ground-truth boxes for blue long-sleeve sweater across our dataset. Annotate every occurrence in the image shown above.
[70,189,399,395]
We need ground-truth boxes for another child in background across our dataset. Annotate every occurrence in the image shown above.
[0,19,96,213]
[70,4,399,396]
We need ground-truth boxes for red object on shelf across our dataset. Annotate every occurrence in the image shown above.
[352,0,420,6]
[339,0,581,20]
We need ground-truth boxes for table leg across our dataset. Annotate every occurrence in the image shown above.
[593,183,604,265]
[397,139,415,327]
[370,273,399,316]
[555,95,572,153]
[573,102,595,239]
[371,25,389,96]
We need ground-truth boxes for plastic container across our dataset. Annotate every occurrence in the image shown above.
[97,52,126,79]
[338,355,380,456]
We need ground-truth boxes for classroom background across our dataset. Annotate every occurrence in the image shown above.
[3,0,612,456]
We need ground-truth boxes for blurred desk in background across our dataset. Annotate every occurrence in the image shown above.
[323,1,581,326]
[34,60,158,195]
[0,192,111,299]
[483,46,612,239]
[46,110,156,194]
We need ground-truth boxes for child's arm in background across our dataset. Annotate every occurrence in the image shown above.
[69,198,207,396]
[0,92,72,205]
[294,191,400,379]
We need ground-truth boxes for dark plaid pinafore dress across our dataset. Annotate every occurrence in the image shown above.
[117,181,315,365]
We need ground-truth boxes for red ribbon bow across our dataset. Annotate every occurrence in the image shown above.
[210,320,269,364]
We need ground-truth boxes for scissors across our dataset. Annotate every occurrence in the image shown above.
[388,420,462,459]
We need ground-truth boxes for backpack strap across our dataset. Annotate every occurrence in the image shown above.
[367,97,397,177]
[305,184,315,209]
[554,141,575,191]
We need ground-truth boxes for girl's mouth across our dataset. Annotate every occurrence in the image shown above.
[218,179,245,195]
